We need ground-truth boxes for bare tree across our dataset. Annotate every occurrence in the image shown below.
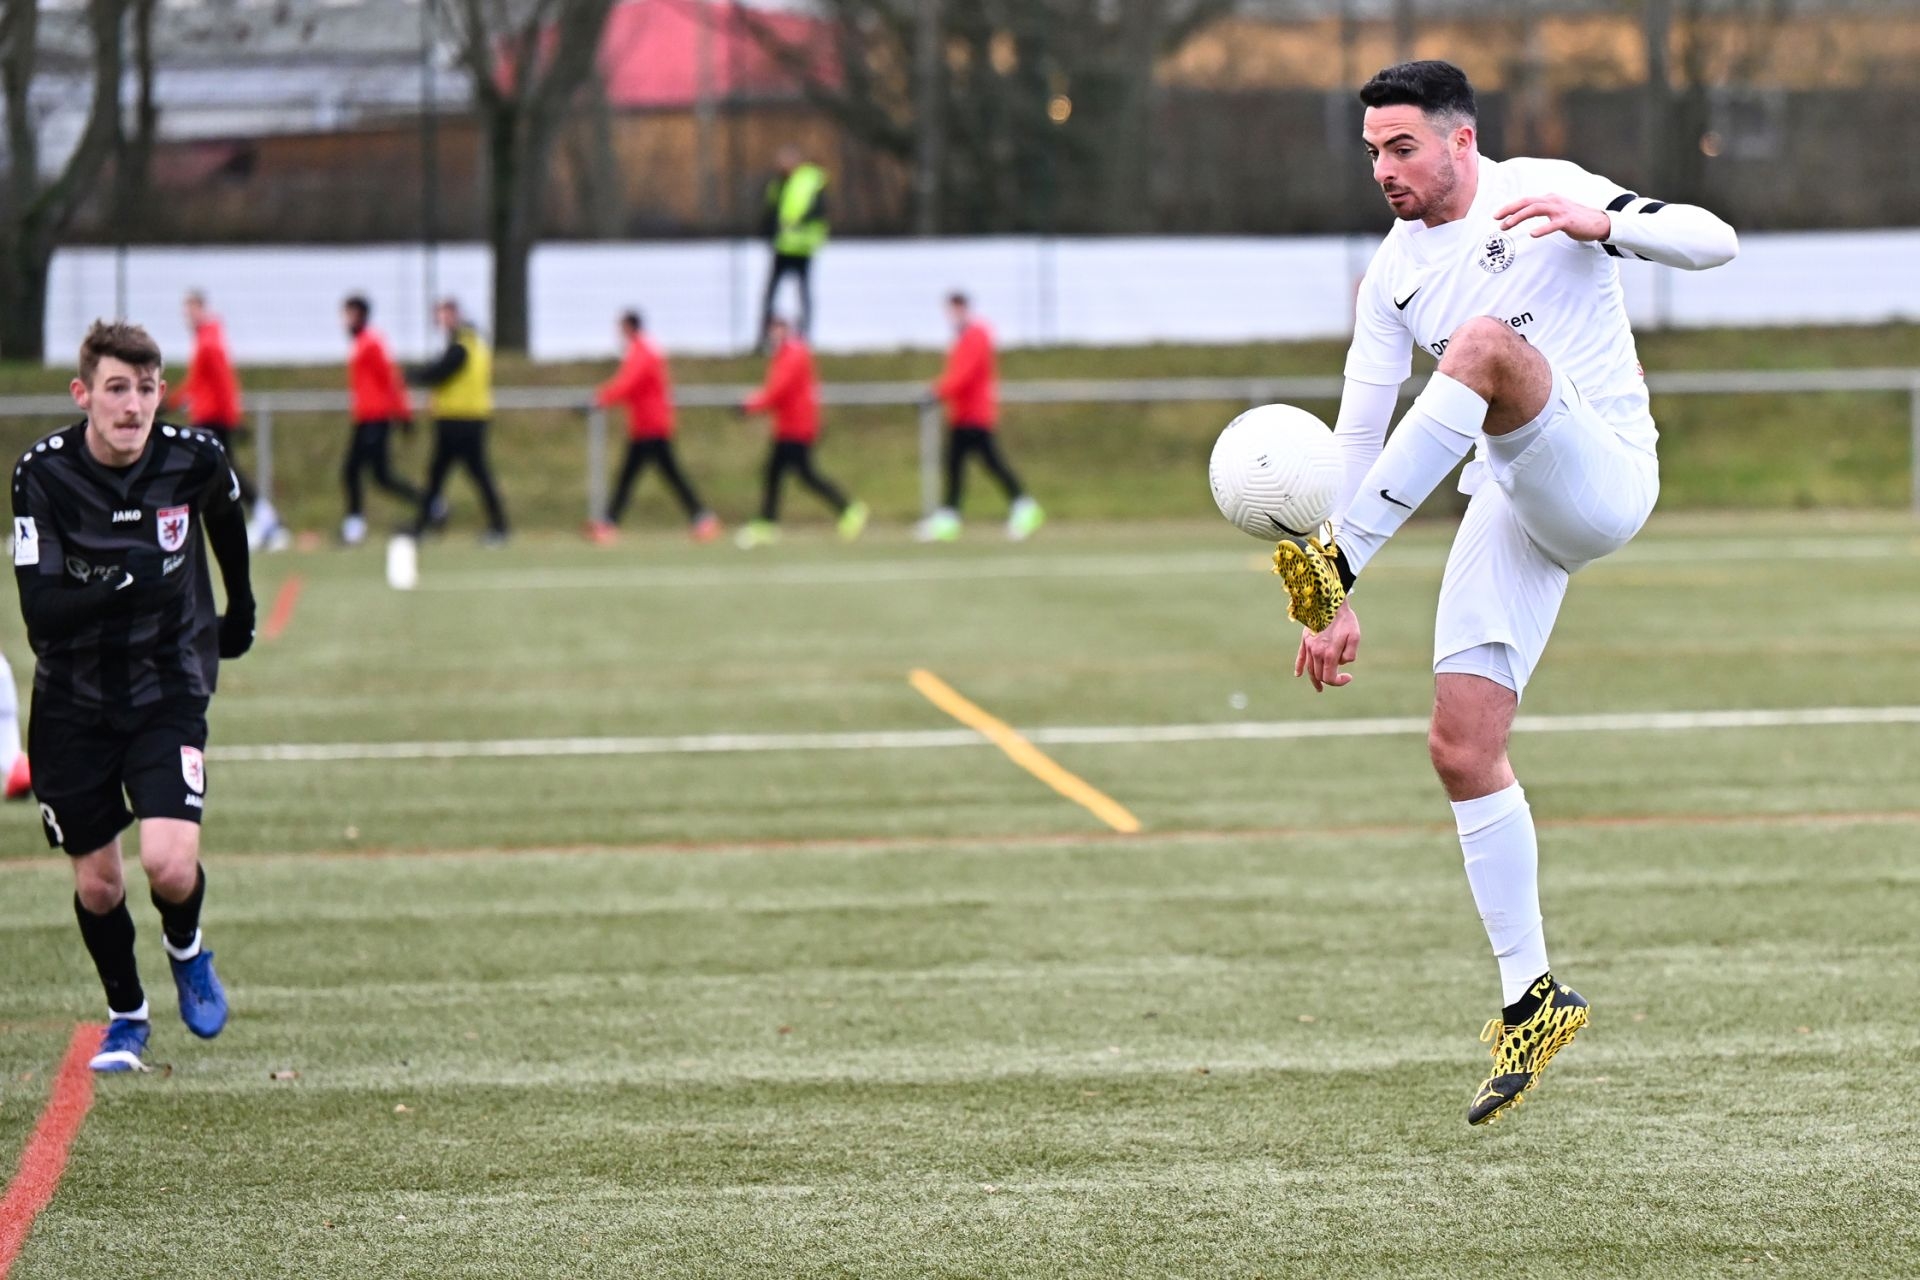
[0,0,126,362]
[739,0,1234,235]
[440,0,617,352]
[1636,0,1790,206]
[563,66,624,238]
[113,0,159,244]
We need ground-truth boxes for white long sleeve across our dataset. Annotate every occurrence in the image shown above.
[1603,199,1739,271]
[1331,377,1404,524]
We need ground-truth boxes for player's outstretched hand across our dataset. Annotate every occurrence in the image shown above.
[218,600,257,659]
[1496,194,1610,243]
[1294,600,1360,692]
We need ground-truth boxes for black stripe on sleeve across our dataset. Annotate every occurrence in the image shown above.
[1604,244,1625,257]
[1641,200,1667,214]
[1606,193,1637,212]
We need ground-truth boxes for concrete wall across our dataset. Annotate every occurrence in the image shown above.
[45,229,1920,367]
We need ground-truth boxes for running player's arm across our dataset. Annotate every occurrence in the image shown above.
[11,462,154,640]
[596,346,643,408]
[744,351,797,414]
[387,348,413,421]
[166,339,202,415]
[1495,160,1738,270]
[934,330,983,404]
[1288,262,1413,688]
[1332,261,1415,528]
[406,339,466,389]
[201,460,256,659]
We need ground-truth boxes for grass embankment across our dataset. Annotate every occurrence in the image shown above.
[0,324,1913,536]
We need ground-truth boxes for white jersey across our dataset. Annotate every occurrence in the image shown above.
[1344,156,1656,453]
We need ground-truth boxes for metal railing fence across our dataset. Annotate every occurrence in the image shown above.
[1,368,1916,518]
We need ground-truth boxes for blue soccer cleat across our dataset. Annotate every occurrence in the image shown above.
[170,948,229,1039]
[89,1016,151,1073]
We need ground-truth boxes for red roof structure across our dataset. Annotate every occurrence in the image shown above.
[597,0,840,108]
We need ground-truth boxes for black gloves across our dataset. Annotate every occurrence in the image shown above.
[218,597,257,659]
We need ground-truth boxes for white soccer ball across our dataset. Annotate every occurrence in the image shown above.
[1208,404,1341,543]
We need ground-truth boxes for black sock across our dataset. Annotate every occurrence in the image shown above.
[75,894,146,1016]
[1502,972,1555,1026]
[151,864,207,953]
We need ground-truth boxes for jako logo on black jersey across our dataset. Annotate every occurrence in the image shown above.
[111,509,141,523]
[1429,312,1534,359]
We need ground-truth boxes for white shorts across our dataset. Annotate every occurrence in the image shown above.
[1433,372,1659,696]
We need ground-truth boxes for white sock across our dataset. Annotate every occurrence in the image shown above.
[0,652,19,776]
[110,999,151,1023]
[164,928,203,963]
[1338,373,1488,575]
[1452,781,1549,1006]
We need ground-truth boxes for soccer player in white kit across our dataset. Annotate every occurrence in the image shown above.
[1276,61,1738,1124]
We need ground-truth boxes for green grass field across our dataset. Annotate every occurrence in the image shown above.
[1,512,1918,1277]
[3,323,1916,532]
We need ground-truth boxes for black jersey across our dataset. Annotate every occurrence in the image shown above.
[12,421,240,710]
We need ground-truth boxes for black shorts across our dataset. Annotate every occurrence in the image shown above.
[28,693,210,854]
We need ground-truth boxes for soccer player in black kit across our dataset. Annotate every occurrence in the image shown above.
[12,321,256,1072]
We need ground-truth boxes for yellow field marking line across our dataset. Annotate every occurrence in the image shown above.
[908,668,1141,834]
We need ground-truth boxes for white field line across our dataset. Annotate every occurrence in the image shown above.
[415,535,1916,592]
[416,550,1267,591]
[214,704,1920,764]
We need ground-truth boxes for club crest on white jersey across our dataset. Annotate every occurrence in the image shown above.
[1476,233,1517,274]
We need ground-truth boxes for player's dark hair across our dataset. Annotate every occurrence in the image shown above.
[1359,60,1477,126]
[621,309,643,331]
[344,294,371,321]
[947,291,969,309]
[78,320,163,387]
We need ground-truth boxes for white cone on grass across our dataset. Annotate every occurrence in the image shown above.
[386,535,418,591]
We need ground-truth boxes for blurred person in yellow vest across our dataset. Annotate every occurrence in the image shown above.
[406,299,509,546]
[758,146,829,351]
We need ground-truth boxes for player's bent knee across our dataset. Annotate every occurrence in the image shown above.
[137,819,202,895]
[1440,316,1522,357]
[1427,719,1501,793]
[72,850,127,911]
[75,869,126,909]
[1445,315,1518,347]
[1437,317,1533,379]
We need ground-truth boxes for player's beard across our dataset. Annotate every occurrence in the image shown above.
[1389,155,1460,223]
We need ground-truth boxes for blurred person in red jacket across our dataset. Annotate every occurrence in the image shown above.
[586,310,720,546]
[735,317,866,549]
[0,647,31,801]
[339,295,425,546]
[915,292,1044,544]
[171,290,284,549]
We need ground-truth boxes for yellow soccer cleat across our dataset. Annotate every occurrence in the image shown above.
[1271,531,1352,633]
[1467,974,1591,1126]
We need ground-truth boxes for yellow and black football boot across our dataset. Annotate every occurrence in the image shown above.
[1468,974,1590,1126]
[1271,525,1355,633]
